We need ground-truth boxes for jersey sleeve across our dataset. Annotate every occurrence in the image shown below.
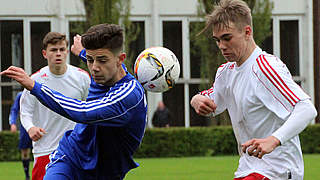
[199,63,228,115]
[9,92,22,125]
[30,80,145,127]
[20,89,37,131]
[79,49,87,62]
[254,54,310,119]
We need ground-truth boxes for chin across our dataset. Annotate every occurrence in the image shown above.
[93,79,106,85]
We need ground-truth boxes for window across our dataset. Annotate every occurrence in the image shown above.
[261,20,273,55]
[189,22,202,79]
[0,20,24,130]
[31,22,50,73]
[162,21,184,126]
[128,21,145,73]
[163,21,183,77]
[280,20,300,76]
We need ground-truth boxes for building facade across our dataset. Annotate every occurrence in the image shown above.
[0,0,315,130]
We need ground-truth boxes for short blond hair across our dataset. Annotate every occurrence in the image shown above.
[201,0,252,33]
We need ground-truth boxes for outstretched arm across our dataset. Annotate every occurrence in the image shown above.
[1,66,144,127]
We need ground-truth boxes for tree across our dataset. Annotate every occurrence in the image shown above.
[70,0,140,74]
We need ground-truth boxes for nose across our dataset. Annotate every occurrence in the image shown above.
[56,50,62,56]
[217,41,227,50]
[92,61,100,72]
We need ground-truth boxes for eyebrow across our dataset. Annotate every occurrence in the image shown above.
[96,56,108,60]
[213,33,232,40]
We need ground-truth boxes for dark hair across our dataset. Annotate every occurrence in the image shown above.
[43,32,68,50]
[81,24,124,54]
[199,0,252,35]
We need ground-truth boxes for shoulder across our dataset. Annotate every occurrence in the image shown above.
[110,78,145,106]
[215,61,235,79]
[30,66,49,80]
[68,65,91,80]
[253,53,291,80]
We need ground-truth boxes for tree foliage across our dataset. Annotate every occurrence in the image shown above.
[70,0,139,74]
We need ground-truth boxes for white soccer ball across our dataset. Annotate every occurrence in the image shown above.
[134,47,180,92]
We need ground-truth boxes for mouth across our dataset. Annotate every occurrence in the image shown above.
[92,75,104,80]
[55,59,63,63]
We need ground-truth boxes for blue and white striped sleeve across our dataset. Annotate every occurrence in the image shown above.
[30,81,145,127]
[79,49,87,62]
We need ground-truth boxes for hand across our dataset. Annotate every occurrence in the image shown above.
[71,34,84,56]
[0,66,34,90]
[10,124,17,133]
[241,136,280,159]
[28,126,46,141]
[190,94,217,116]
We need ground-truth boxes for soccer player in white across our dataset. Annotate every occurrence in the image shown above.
[20,32,91,180]
[190,0,317,179]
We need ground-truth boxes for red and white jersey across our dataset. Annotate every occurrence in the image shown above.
[20,64,91,158]
[201,47,309,179]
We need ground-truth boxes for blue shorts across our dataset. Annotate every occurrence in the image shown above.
[44,151,126,180]
[19,124,32,150]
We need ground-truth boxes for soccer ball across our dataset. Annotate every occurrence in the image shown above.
[134,47,180,92]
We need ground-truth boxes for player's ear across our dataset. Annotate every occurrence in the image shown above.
[245,25,252,39]
[42,49,47,59]
[118,53,126,64]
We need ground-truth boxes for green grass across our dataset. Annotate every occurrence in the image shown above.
[1,154,320,180]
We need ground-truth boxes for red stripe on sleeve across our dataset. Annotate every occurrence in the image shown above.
[262,55,300,101]
[257,56,295,106]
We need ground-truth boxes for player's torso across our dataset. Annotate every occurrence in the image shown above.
[220,59,280,142]
[30,65,89,154]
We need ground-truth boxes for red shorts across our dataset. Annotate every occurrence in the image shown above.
[234,173,270,180]
[32,154,50,180]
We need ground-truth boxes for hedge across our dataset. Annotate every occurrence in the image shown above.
[1,125,320,161]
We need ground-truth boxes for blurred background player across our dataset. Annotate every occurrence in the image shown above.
[190,0,317,179]
[9,91,32,180]
[20,32,91,180]
[152,101,171,128]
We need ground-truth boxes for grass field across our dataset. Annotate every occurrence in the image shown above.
[0,154,319,180]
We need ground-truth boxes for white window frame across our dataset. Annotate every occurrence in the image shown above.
[272,15,304,84]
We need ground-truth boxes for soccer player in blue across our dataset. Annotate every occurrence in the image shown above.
[9,91,32,180]
[2,23,147,180]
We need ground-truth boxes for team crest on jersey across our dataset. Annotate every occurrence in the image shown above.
[229,63,235,69]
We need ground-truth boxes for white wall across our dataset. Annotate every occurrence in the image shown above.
[271,0,306,15]
[0,0,85,17]
[131,0,198,16]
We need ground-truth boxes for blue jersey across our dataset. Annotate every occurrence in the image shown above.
[30,67,147,176]
[9,92,22,125]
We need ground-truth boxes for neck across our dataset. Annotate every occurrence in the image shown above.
[237,40,257,67]
[49,64,67,75]
[106,66,126,86]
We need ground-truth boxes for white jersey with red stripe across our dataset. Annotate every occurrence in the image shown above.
[201,47,309,179]
[20,64,91,158]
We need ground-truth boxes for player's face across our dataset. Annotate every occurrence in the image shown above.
[212,22,250,66]
[86,48,125,86]
[42,41,68,68]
